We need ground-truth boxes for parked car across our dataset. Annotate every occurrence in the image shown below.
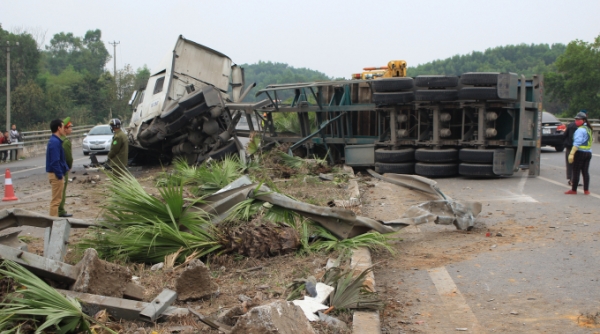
[82,125,114,155]
[541,111,566,152]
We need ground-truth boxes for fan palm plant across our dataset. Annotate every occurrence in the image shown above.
[80,171,221,264]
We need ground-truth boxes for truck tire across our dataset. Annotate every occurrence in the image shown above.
[415,148,458,163]
[178,89,205,109]
[372,92,414,105]
[460,72,499,86]
[375,148,415,163]
[375,162,415,174]
[415,89,458,102]
[371,78,414,92]
[415,162,458,177]
[459,163,496,177]
[555,145,565,152]
[209,140,238,160]
[415,75,459,88]
[459,148,495,163]
[458,87,499,100]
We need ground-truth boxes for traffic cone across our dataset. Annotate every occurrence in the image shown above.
[2,169,18,201]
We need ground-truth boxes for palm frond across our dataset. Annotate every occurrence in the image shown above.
[0,261,116,333]
[246,133,262,156]
[80,170,220,264]
[329,266,383,311]
[276,151,306,169]
[309,224,397,255]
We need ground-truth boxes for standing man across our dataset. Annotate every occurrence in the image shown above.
[9,124,22,161]
[58,117,73,217]
[107,118,128,177]
[46,119,69,217]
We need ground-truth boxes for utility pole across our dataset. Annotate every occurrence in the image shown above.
[108,41,120,80]
[5,41,18,132]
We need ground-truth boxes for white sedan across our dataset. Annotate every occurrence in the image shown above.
[82,125,114,155]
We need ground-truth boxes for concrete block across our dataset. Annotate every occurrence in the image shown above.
[72,248,132,298]
[175,259,218,301]
[123,282,145,301]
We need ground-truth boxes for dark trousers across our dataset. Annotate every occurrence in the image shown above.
[0,151,6,162]
[571,151,592,191]
[565,145,573,180]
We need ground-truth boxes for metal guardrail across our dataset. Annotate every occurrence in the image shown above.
[21,125,95,146]
[558,118,600,123]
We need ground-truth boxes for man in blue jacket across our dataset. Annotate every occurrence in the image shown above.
[46,119,69,216]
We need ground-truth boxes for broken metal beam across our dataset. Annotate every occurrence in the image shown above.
[0,208,97,231]
[140,289,177,322]
[57,289,189,322]
[44,220,71,261]
[0,243,78,282]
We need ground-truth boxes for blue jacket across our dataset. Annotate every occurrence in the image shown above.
[46,134,69,179]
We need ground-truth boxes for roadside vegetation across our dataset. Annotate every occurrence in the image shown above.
[80,141,397,266]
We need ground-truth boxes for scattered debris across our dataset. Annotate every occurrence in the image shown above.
[175,259,219,301]
[150,262,164,271]
[318,311,349,331]
[231,300,315,334]
[72,248,132,298]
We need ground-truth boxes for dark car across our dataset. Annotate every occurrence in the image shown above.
[541,112,566,152]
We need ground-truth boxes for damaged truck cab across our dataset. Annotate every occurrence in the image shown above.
[127,35,252,164]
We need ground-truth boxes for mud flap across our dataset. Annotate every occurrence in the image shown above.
[493,148,515,176]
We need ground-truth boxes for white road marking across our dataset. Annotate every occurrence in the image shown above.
[0,157,89,179]
[517,171,528,194]
[537,176,600,199]
[428,266,482,333]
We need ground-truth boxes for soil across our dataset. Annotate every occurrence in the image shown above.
[8,164,355,333]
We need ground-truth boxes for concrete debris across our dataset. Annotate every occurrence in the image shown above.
[232,300,316,334]
[238,294,252,302]
[326,258,340,270]
[175,259,218,301]
[318,311,349,331]
[150,262,164,271]
[72,248,132,298]
[217,306,244,327]
[318,173,334,181]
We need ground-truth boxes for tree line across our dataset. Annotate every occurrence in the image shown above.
[0,25,149,131]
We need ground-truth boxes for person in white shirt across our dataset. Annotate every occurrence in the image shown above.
[9,124,22,161]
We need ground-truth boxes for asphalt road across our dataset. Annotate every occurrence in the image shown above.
[390,145,600,333]
[0,148,100,183]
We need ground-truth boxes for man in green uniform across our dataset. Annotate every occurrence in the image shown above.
[58,117,73,217]
[107,118,128,177]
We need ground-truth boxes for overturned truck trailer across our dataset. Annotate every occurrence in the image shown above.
[128,36,542,177]
[127,35,267,164]
[249,74,543,177]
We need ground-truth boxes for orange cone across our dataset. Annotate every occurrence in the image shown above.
[2,169,18,201]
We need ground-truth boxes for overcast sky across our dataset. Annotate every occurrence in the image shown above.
[2,0,599,79]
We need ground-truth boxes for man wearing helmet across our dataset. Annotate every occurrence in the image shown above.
[107,118,128,177]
